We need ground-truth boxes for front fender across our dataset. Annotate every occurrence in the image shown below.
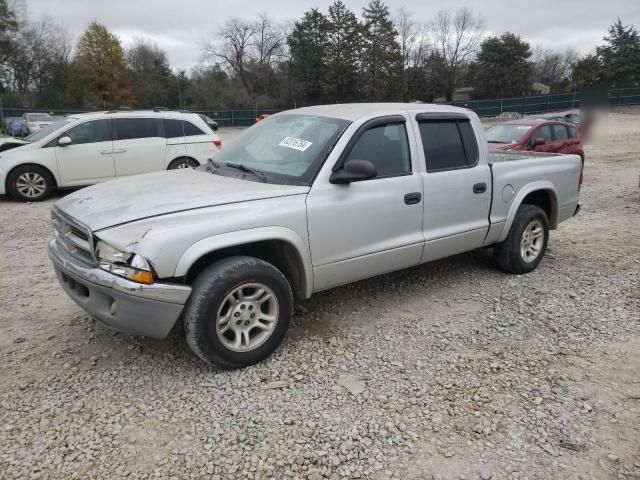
[498,181,559,243]
[174,226,314,298]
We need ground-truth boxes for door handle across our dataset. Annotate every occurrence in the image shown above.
[473,183,487,194]
[113,149,127,154]
[404,192,422,205]
[100,150,113,155]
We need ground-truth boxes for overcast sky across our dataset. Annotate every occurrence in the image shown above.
[24,0,640,70]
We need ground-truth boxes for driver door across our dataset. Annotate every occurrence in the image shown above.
[55,119,115,185]
[306,117,424,291]
[529,125,554,153]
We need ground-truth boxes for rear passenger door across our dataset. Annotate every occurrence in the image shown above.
[415,114,492,263]
[112,117,166,177]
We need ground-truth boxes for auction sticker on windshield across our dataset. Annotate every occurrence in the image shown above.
[279,137,313,152]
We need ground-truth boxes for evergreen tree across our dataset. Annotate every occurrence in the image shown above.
[597,19,640,86]
[126,38,179,108]
[325,1,363,103]
[473,32,533,98]
[360,0,402,101]
[572,54,603,87]
[287,9,330,105]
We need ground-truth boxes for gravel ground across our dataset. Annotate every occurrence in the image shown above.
[1,113,639,480]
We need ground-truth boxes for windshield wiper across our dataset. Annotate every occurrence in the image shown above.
[224,162,267,182]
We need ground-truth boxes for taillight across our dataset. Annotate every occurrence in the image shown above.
[213,139,222,149]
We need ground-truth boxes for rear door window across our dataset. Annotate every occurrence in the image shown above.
[418,119,478,172]
[114,118,161,140]
[567,125,578,138]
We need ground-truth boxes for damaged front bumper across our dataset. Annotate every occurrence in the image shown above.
[48,238,191,339]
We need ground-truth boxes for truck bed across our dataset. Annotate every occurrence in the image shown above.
[489,150,564,164]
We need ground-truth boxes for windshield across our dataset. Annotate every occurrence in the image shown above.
[211,114,350,185]
[485,124,532,144]
[25,118,74,143]
[28,114,52,122]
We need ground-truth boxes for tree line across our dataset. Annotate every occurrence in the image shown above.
[0,0,638,111]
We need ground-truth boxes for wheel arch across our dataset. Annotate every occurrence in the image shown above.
[498,182,558,243]
[6,162,59,193]
[175,227,313,299]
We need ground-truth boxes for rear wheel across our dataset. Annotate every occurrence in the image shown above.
[494,204,549,274]
[184,256,293,369]
[7,165,54,202]
[168,157,199,169]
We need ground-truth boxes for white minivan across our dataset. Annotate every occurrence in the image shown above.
[0,109,222,201]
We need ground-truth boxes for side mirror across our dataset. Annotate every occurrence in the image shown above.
[330,159,377,184]
[534,138,546,146]
[58,136,72,146]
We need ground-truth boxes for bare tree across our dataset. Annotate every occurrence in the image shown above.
[428,7,485,100]
[252,12,284,65]
[394,6,419,101]
[3,17,70,96]
[203,17,256,91]
[532,46,579,90]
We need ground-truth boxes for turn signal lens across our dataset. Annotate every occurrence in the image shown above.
[130,270,154,285]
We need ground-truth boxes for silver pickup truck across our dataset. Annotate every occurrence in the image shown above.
[48,103,582,368]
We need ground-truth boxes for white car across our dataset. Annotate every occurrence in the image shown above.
[21,112,54,135]
[0,110,222,201]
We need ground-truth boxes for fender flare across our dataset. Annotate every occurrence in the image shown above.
[498,181,559,243]
[174,226,314,298]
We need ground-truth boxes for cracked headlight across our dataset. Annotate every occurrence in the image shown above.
[95,240,155,285]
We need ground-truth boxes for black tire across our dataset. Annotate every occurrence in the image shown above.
[168,157,199,170]
[7,164,54,202]
[183,256,294,369]
[494,204,549,274]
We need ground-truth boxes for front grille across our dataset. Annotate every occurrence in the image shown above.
[52,209,96,265]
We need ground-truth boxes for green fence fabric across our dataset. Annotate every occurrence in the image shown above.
[2,87,638,125]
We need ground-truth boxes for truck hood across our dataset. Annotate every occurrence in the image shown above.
[55,169,310,231]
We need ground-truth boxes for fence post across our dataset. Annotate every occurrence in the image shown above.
[231,110,234,127]
[571,92,576,109]
[618,88,622,106]
[500,98,503,115]
[546,94,550,113]
[523,95,527,116]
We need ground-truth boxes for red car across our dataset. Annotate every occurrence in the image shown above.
[486,119,584,161]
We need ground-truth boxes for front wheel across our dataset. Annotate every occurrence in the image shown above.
[7,165,54,202]
[183,256,293,369]
[494,204,549,274]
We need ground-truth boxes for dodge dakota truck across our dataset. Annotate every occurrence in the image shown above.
[48,104,582,368]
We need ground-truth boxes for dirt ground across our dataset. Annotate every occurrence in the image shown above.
[0,111,639,480]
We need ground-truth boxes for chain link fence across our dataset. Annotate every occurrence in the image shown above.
[2,87,639,129]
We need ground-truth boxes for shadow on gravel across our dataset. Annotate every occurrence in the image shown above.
[83,248,500,370]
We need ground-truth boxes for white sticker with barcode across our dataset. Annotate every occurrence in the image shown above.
[278,136,313,152]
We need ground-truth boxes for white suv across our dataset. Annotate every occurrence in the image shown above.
[0,109,222,202]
